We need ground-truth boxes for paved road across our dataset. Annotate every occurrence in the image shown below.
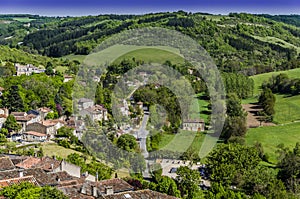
[137,114,149,158]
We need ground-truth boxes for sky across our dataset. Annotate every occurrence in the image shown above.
[0,0,299,16]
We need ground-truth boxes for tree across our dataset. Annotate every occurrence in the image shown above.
[116,134,138,152]
[0,133,7,143]
[206,144,260,187]
[45,61,54,76]
[2,85,24,112]
[259,88,276,118]
[176,166,202,198]
[221,93,247,141]
[3,114,21,135]
[277,143,300,193]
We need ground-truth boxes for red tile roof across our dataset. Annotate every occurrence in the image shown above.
[0,175,39,188]
[15,157,41,169]
[0,156,15,171]
[24,131,47,137]
[103,189,180,199]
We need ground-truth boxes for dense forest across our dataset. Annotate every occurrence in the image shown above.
[1,12,300,74]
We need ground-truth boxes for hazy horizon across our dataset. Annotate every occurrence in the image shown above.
[0,0,299,17]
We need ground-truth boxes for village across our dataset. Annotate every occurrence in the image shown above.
[0,63,210,198]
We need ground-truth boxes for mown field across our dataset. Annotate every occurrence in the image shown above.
[245,68,300,163]
[41,142,81,159]
[246,122,300,163]
[158,130,205,153]
[83,44,183,67]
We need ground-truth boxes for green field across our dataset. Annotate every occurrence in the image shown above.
[63,54,86,63]
[252,35,300,54]
[41,142,81,159]
[84,44,183,67]
[189,94,210,123]
[246,122,300,163]
[250,68,300,96]
[247,68,300,124]
[114,48,185,65]
[13,17,35,23]
[274,95,300,124]
[158,130,206,153]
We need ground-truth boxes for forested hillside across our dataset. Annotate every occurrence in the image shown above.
[1,12,299,74]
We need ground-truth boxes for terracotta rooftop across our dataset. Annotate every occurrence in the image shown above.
[84,104,107,113]
[0,168,57,186]
[37,107,52,113]
[103,189,180,199]
[11,112,27,117]
[40,119,65,127]
[24,131,47,137]
[48,171,78,184]
[33,156,62,172]
[0,156,15,171]
[0,175,39,188]
[16,157,42,169]
[97,178,134,194]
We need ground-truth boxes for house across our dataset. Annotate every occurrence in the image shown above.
[23,131,48,142]
[0,108,8,117]
[102,189,179,199]
[0,168,57,186]
[78,98,94,111]
[0,175,39,188]
[26,119,65,138]
[15,63,45,76]
[66,118,85,140]
[0,155,15,171]
[63,75,73,83]
[182,119,205,132]
[11,134,22,142]
[11,112,41,132]
[37,107,53,120]
[80,105,108,121]
[16,156,81,179]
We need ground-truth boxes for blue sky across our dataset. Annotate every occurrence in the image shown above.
[0,0,299,16]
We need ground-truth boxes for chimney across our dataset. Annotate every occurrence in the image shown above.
[51,163,54,170]
[105,186,114,195]
[19,170,24,178]
[93,186,98,197]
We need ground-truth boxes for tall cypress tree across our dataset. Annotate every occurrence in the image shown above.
[3,85,25,112]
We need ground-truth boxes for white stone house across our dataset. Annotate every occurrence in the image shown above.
[23,131,47,142]
[182,119,205,132]
[80,105,108,121]
[78,98,94,111]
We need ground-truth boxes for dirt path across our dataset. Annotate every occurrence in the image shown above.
[242,104,276,128]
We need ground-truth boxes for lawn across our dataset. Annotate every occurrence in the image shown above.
[159,130,205,153]
[246,122,300,164]
[84,44,183,67]
[250,68,300,96]
[245,68,300,124]
[41,142,81,159]
[251,35,300,54]
[274,94,300,124]
[189,94,210,123]
[114,48,185,65]
[13,17,35,23]
[63,54,86,63]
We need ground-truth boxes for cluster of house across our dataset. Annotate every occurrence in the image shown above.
[0,97,110,143]
[0,154,178,199]
[14,63,45,76]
